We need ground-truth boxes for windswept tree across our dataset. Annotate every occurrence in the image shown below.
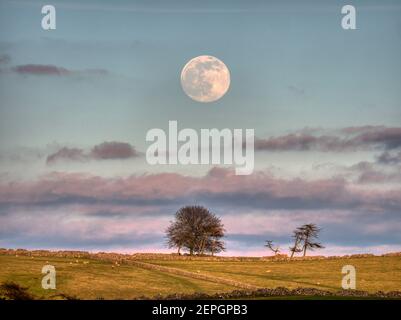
[264,240,280,255]
[166,206,225,256]
[289,228,304,259]
[299,223,324,257]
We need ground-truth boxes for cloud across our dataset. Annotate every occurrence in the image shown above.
[46,142,139,164]
[1,205,400,255]
[10,64,109,76]
[0,168,400,255]
[340,125,387,134]
[255,126,401,152]
[377,150,401,164]
[346,156,401,184]
[255,133,340,151]
[357,170,394,184]
[90,141,139,160]
[46,147,87,164]
[351,127,401,149]
[11,64,70,76]
[1,168,400,213]
[356,167,401,184]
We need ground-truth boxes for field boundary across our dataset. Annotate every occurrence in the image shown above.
[130,260,262,291]
[2,248,401,262]
[136,286,401,300]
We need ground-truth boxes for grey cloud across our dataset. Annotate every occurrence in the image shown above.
[10,64,109,77]
[255,126,401,152]
[377,150,401,164]
[348,160,401,184]
[1,169,400,213]
[1,168,400,254]
[46,141,139,164]
[90,141,139,160]
[12,64,70,76]
[0,232,163,250]
[46,147,87,164]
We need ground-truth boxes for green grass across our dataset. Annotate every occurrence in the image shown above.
[0,255,236,299]
[1,254,400,299]
[148,256,401,293]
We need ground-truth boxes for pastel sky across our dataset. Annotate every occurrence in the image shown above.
[0,0,401,256]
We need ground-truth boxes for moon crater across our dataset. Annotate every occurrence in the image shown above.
[180,55,230,103]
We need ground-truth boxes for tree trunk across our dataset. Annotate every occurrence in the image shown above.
[199,238,205,255]
[303,235,310,257]
[177,246,181,255]
[290,237,299,258]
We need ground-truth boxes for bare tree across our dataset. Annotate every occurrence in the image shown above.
[208,238,225,256]
[289,228,304,259]
[166,223,185,255]
[166,206,225,256]
[299,223,324,257]
[264,240,280,255]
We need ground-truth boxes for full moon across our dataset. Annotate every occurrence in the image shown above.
[180,55,230,103]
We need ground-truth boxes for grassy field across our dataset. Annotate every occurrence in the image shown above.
[151,256,401,293]
[0,255,236,299]
[1,254,400,299]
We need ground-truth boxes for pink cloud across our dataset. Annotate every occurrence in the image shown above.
[1,169,400,255]
[0,168,400,213]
